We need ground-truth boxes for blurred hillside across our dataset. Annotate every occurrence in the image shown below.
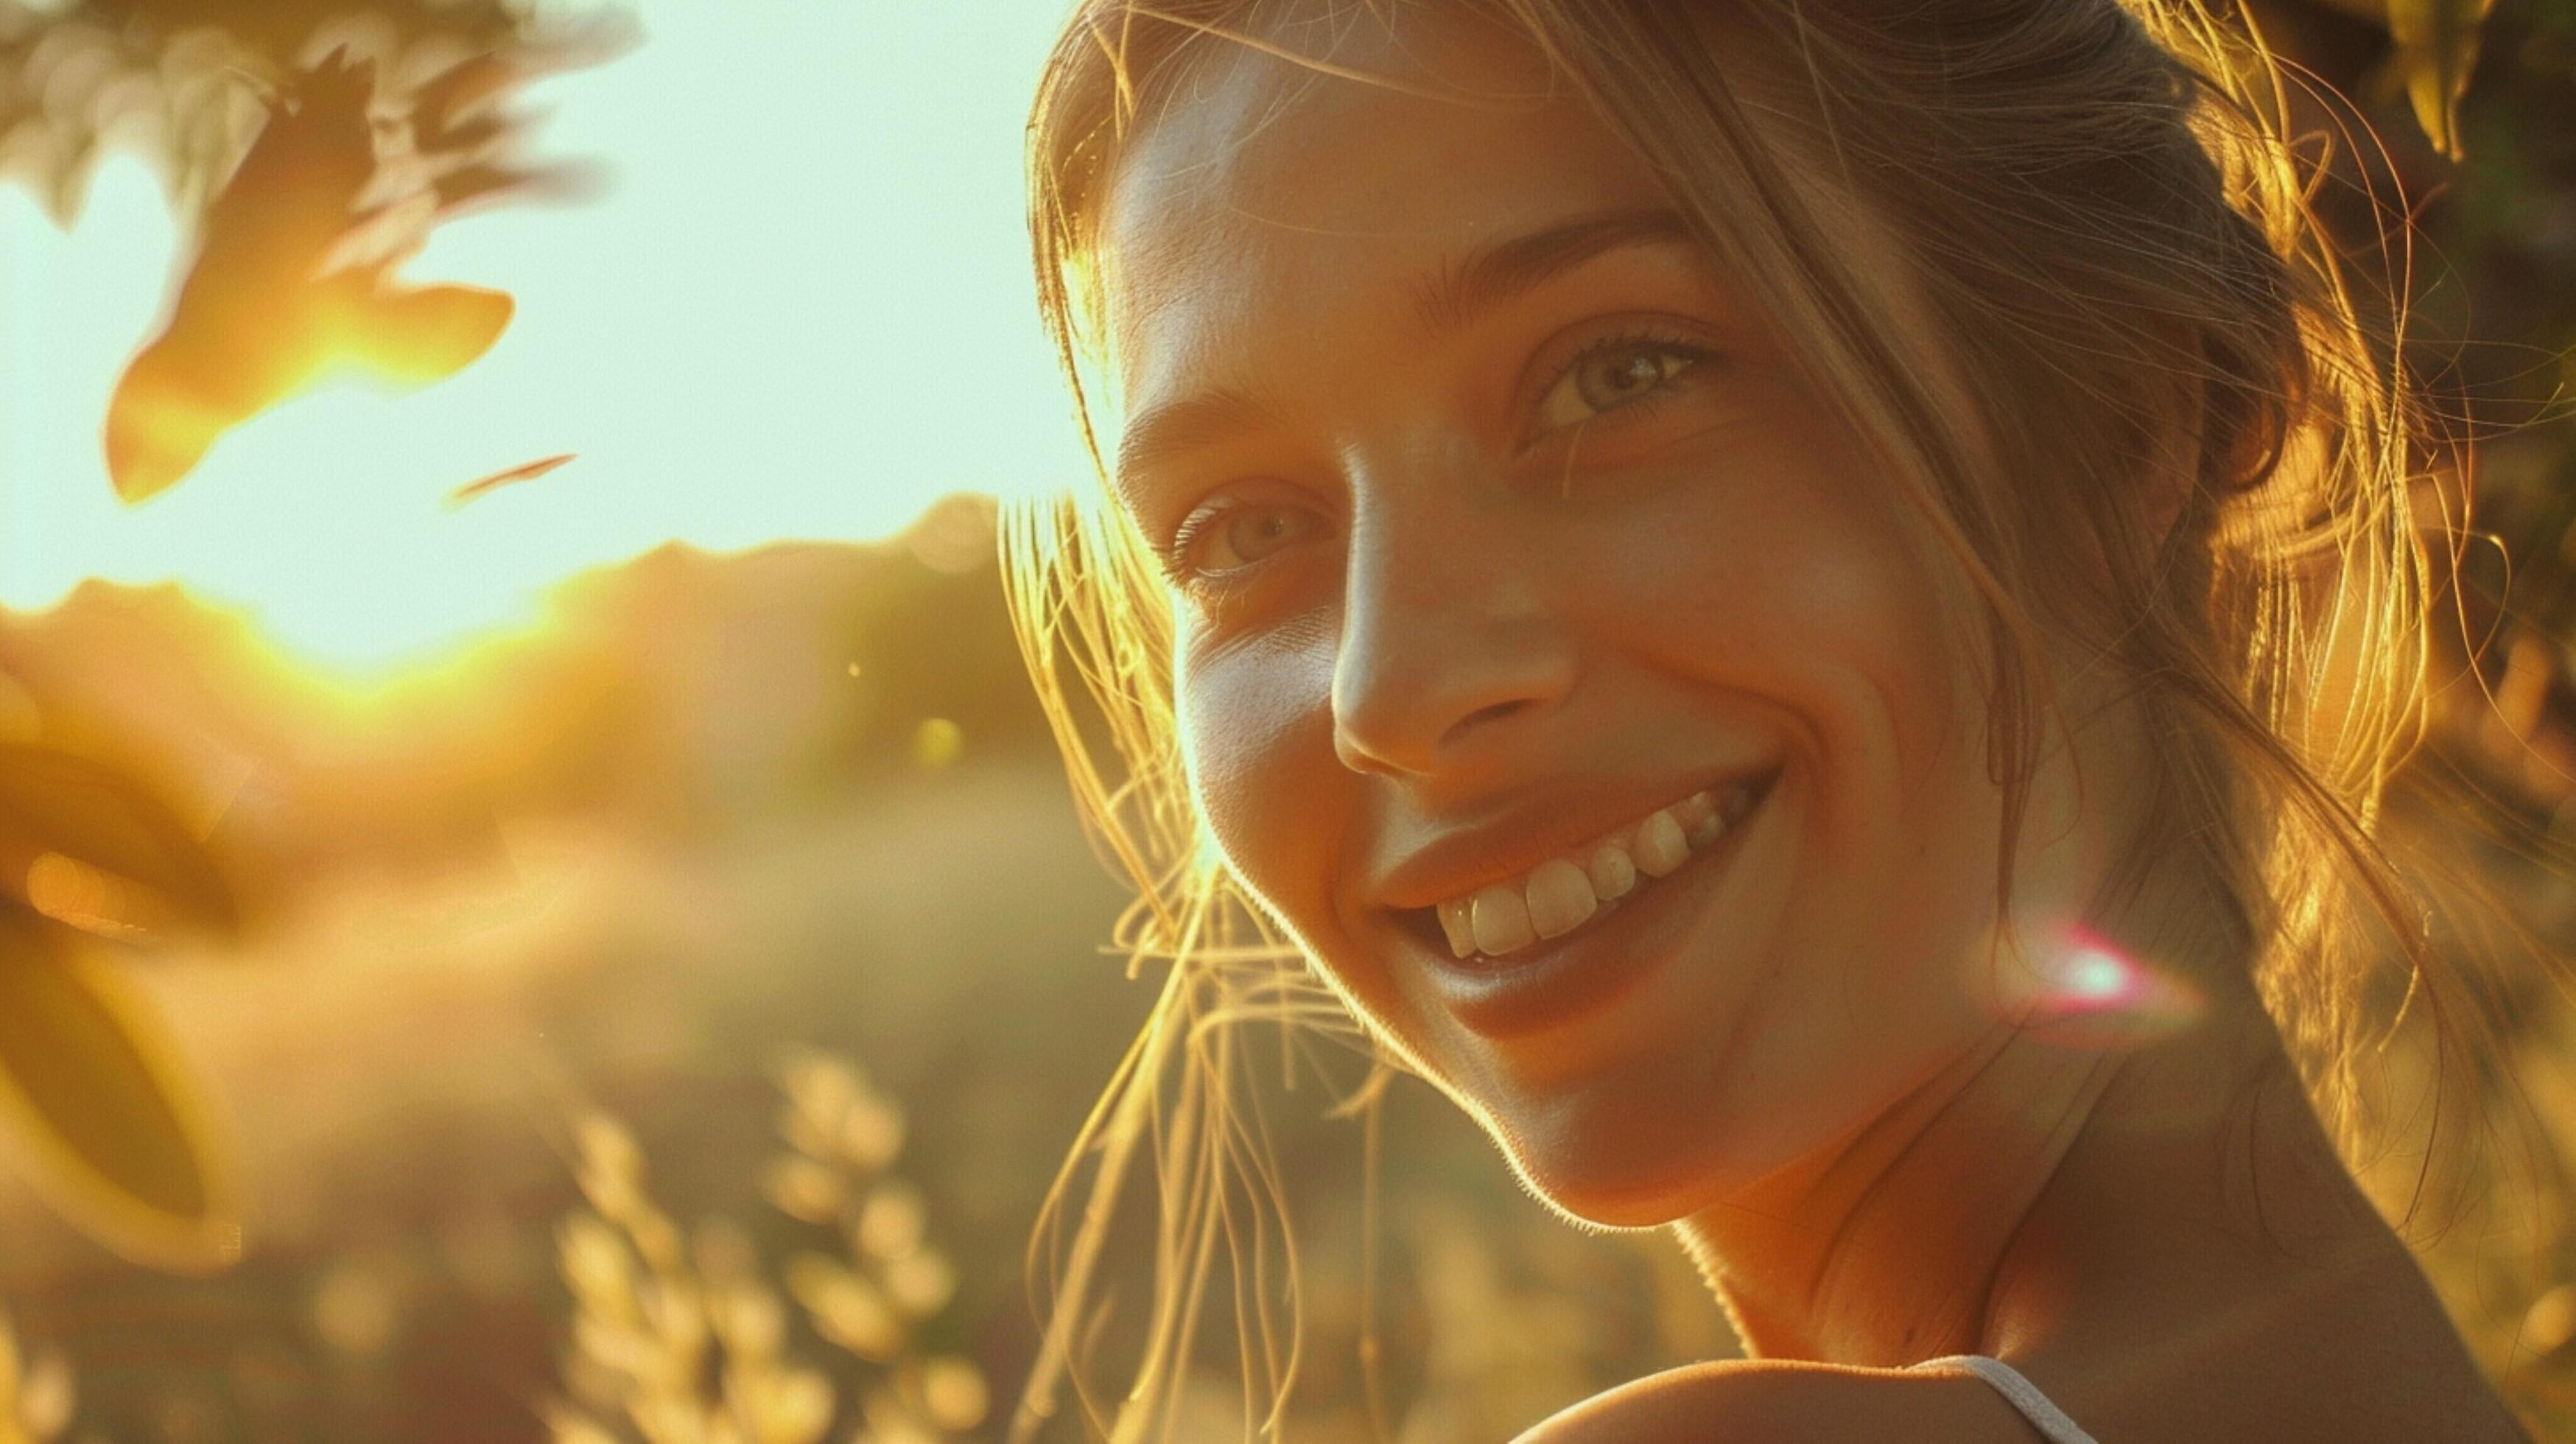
[0,500,1056,891]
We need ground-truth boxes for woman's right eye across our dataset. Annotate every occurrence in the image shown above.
[1167,497,1327,583]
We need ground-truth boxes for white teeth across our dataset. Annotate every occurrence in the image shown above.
[1671,789,1723,848]
[1436,898,1476,958]
[1632,810,1689,877]
[1669,790,1716,831]
[1525,859,1598,939]
[1428,772,1772,958]
[1470,883,1536,955]
[1587,843,1636,901]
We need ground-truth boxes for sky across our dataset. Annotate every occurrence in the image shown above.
[0,0,1092,676]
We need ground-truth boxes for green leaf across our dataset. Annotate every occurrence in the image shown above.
[0,904,240,1271]
[2387,0,2497,159]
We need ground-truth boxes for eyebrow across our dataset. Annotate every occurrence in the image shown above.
[1408,206,1697,337]
[1112,381,1285,508]
[1112,206,1701,494]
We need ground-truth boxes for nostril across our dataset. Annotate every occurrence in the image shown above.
[1330,608,1579,774]
[1441,697,1536,748]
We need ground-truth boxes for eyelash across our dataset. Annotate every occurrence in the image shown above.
[1157,497,1313,603]
[1162,506,1230,580]
[1158,324,1722,592]
[1519,326,1721,449]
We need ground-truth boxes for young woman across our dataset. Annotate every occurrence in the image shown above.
[1003,0,2540,1437]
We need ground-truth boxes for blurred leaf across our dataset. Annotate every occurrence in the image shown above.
[775,1048,864,1156]
[449,451,578,508]
[0,903,239,1271]
[854,1180,924,1261]
[762,1154,845,1225]
[18,1344,75,1439]
[708,1281,786,1361]
[734,1363,832,1444]
[574,1110,645,1219]
[105,48,516,501]
[919,1356,989,1433]
[840,1090,905,1170]
[0,742,234,939]
[543,1406,622,1444]
[785,1253,902,1361]
[880,1250,954,1320]
[2388,0,2497,158]
[0,1,635,220]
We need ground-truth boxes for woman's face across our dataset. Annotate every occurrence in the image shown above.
[1094,13,2099,1224]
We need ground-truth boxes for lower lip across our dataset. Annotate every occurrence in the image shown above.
[1405,775,1781,1040]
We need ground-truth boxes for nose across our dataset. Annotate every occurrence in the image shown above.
[1330,468,1579,778]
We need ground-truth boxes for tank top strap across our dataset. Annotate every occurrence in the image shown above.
[1907,1355,2098,1444]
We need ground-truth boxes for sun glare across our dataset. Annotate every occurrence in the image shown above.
[0,0,1087,680]
[2021,926,2207,1042]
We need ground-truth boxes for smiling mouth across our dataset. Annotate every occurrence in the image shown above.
[1397,765,1783,964]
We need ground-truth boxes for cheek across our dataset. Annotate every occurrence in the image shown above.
[1599,450,2001,1040]
[1615,451,1973,812]
[1174,614,1344,928]
[1710,515,1989,939]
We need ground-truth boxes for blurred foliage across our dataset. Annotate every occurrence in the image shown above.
[0,742,242,1272]
[550,1051,991,1444]
[0,0,628,221]
[0,0,623,1283]
[103,48,519,502]
[2389,0,2498,158]
[30,12,622,500]
[4,0,629,498]
[0,1300,75,1443]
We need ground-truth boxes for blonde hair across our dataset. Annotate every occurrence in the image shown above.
[1000,1,2526,1436]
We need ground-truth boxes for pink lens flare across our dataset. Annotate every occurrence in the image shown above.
[2003,926,2206,1045]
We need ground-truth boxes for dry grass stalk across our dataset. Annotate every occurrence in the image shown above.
[547,1049,988,1444]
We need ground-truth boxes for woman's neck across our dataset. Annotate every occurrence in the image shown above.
[1668,863,2382,1371]
[1672,1005,2136,1366]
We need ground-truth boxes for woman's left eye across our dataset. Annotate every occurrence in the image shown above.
[1530,336,1718,435]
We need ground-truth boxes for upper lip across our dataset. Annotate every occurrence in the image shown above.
[1365,761,1777,913]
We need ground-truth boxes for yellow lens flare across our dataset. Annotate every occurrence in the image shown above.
[24,851,172,940]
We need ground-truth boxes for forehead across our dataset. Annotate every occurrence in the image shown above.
[1094,9,1675,406]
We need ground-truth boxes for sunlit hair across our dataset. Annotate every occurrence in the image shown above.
[1000,0,2522,1436]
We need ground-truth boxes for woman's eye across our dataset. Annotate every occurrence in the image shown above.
[1171,498,1326,579]
[1531,338,1713,434]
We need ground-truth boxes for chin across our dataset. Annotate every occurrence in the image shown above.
[1474,1072,1775,1230]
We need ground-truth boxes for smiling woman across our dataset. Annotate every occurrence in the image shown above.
[1003,1,2541,1440]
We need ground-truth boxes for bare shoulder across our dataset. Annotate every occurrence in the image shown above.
[1512,1359,2044,1443]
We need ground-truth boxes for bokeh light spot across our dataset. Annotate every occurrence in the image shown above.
[910,718,963,770]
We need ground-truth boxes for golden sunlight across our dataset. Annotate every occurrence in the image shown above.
[0,0,1087,679]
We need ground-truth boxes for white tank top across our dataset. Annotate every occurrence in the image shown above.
[1909,1355,2097,1443]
